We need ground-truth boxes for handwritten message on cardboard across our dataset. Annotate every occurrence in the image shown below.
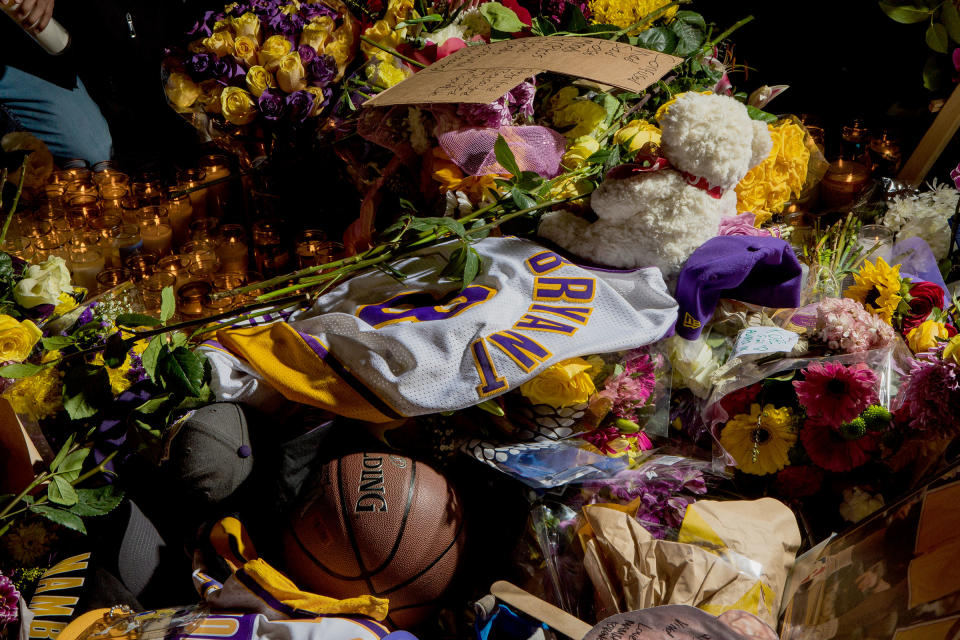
[364,36,683,107]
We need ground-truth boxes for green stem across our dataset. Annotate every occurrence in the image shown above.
[702,15,753,51]
[613,0,686,37]
[189,302,297,339]
[0,471,50,519]
[359,35,428,69]
[0,157,29,245]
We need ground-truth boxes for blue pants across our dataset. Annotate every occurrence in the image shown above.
[0,64,112,165]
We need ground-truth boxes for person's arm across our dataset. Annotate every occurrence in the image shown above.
[1,0,53,33]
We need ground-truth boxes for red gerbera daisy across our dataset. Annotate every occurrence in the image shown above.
[800,419,878,472]
[774,465,825,500]
[792,361,878,426]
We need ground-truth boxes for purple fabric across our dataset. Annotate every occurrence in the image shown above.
[438,125,566,178]
[892,237,949,304]
[674,236,803,340]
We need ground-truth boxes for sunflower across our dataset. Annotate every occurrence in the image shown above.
[843,257,903,325]
[720,403,797,475]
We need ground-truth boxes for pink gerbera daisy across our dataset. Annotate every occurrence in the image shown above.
[793,361,878,426]
[800,419,878,472]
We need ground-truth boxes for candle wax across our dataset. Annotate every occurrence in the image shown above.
[71,257,105,291]
[168,200,193,247]
[141,224,173,256]
[217,241,248,273]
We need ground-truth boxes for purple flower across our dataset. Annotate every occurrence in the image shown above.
[77,303,96,327]
[508,79,537,119]
[286,90,316,123]
[187,52,215,77]
[308,54,338,86]
[0,571,19,624]
[214,57,246,86]
[297,44,317,67]
[896,350,960,434]
[598,349,657,421]
[301,2,336,20]
[188,10,220,37]
[258,87,286,120]
[458,99,512,127]
[538,0,590,25]
[951,160,960,191]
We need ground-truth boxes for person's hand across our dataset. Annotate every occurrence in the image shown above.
[1,0,54,33]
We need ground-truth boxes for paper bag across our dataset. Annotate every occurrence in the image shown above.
[581,498,800,627]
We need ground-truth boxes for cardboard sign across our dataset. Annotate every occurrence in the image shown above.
[365,36,683,107]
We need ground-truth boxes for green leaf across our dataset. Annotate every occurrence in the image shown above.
[494,135,522,176]
[103,333,130,369]
[59,448,89,482]
[944,1,960,42]
[71,485,124,517]
[531,16,557,36]
[746,105,779,123]
[134,393,171,415]
[0,362,45,378]
[48,434,75,473]
[633,26,677,53]
[141,336,164,382]
[170,332,188,349]
[563,4,588,31]
[48,476,78,506]
[160,286,176,323]
[878,1,934,23]
[923,54,948,89]
[156,346,205,397]
[476,398,505,416]
[510,188,537,210]
[603,144,621,173]
[673,10,706,30]
[462,247,481,286]
[479,1,525,32]
[440,245,468,281]
[670,20,704,56]
[0,253,13,281]
[115,313,162,328]
[41,336,74,351]
[927,22,949,52]
[62,364,112,420]
[29,504,86,534]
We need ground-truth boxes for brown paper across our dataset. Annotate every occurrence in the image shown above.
[364,36,682,107]
[0,398,44,493]
[581,498,800,628]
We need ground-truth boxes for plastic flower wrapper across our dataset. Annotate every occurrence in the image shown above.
[882,179,959,261]
[513,454,726,621]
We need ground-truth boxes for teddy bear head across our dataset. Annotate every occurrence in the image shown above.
[657,92,772,191]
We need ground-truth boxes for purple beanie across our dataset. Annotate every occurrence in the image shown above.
[674,236,803,340]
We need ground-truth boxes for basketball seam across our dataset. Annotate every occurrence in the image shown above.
[375,510,466,597]
[287,523,367,581]
[367,460,417,577]
[338,456,378,595]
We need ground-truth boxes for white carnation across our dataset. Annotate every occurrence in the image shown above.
[882,179,958,260]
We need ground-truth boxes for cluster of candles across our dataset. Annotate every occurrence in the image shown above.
[4,155,345,320]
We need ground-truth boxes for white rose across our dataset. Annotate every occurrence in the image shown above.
[14,256,74,309]
[667,334,719,398]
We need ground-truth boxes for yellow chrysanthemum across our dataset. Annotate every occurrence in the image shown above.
[735,120,810,222]
[3,359,63,422]
[720,403,796,475]
[843,257,903,325]
[587,0,677,33]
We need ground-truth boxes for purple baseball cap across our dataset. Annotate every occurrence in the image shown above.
[674,236,803,340]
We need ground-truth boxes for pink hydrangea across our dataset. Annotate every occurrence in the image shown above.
[816,297,896,353]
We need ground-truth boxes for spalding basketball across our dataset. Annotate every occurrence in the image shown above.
[282,452,465,629]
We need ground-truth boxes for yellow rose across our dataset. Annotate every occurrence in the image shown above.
[220,86,258,125]
[366,60,410,89]
[245,65,276,97]
[325,39,351,68]
[0,315,42,363]
[301,19,333,51]
[520,357,596,408]
[613,119,661,152]
[164,72,201,109]
[906,320,951,354]
[213,18,232,32]
[547,175,593,203]
[203,30,235,57]
[259,35,293,71]
[361,20,403,57]
[943,334,960,364]
[276,51,307,93]
[546,86,579,119]
[233,35,260,67]
[303,86,328,115]
[553,100,606,139]
[561,135,600,170]
[232,12,261,40]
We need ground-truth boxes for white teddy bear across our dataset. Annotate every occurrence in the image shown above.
[538,92,773,280]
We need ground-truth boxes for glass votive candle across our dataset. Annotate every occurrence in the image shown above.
[44,182,66,205]
[189,217,218,242]
[140,271,176,314]
[182,239,218,267]
[294,229,327,267]
[120,196,141,225]
[68,240,105,292]
[298,238,344,270]
[820,159,870,210]
[22,220,59,261]
[199,154,231,218]
[116,224,143,261]
[63,167,92,182]
[94,169,128,189]
[176,168,207,220]
[215,224,248,273]
[138,207,173,256]
[98,182,128,201]
[252,219,290,277]
[124,249,159,281]
[177,280,212,319]
[64,180,98,204]
[241,270,263,302]
[95,267,132,294]
[90,215,123,268]
[66,195,101,228]
[166,192,193,248]
[1,237,33,262]
[132,172,167,205]
[857,224,894,264]
[157,254,189,288]
[187,255,220,283]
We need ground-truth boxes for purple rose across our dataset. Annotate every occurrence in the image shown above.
[258,87,286,120]
[297,44,317,66]
[267,11,304,35]
[308,54,337,86]
[301,3,336,20]
[286,90,316,123]
[188,10,219,37]
[213,57,246,86]
[187,52,215,77]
